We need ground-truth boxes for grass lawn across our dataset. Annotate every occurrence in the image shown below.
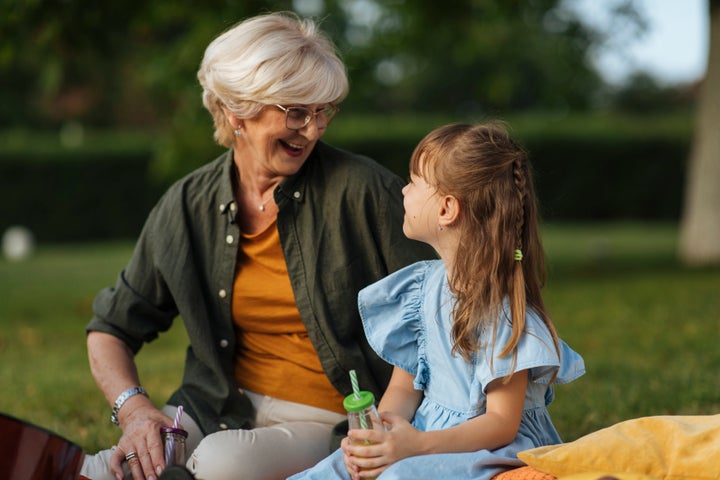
[0,222,718,453]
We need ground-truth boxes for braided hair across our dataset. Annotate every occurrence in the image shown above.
[408,122,559,376]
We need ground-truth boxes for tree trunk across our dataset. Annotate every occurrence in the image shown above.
[679,0,720,266]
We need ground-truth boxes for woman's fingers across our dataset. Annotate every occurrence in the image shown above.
[109,447,126,479]
[125,450,145,479]
[144,431,166,478]
[114,407,172,479]
[110,431,165,480]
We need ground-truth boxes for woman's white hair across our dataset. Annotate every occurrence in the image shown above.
[197,12,349,147]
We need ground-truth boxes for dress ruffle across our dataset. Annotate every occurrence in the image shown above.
[359,261,433,377]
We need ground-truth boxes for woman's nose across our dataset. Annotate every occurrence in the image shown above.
[298,116,326,139]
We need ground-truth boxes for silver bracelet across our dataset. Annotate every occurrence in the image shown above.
[111,386,148,426]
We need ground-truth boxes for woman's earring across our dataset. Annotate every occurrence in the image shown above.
[234,129,242,137]
[437,225,443,231]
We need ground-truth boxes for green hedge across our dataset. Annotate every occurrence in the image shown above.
[339,136,688,221]
[0,150,165,242]
[0,112,692,242]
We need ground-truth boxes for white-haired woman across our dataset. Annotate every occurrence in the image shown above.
[81,12,435,480]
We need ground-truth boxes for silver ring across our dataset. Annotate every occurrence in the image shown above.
[125,451,138,462]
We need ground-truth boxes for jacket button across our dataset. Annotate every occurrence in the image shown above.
[219,423,228,430]
[218,289,227,298]
[226,235,234,244]
[219,339,229,348]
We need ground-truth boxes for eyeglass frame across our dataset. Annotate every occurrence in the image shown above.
[273,104,340,130]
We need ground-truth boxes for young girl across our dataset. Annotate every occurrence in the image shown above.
[288,122,585,480]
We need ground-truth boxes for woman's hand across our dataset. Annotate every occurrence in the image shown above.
[109,404,172,480]
[87,332,173,479]
[341,413,422,479]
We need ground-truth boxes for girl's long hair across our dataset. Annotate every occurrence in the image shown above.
[409,123,559,374]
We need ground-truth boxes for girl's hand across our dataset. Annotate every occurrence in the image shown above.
[340,436,362,480]
[342,431,390,480]
[341,413,423,479]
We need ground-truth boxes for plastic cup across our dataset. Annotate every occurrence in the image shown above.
[344,390,384,480]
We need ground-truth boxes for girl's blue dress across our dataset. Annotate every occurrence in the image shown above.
[289,260,585,480]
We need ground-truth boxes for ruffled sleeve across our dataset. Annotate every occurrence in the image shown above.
[358,261,438,376]
[475,304,585,392]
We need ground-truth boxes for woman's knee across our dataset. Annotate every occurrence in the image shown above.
[188,423,334,480]
[188,429,256,479]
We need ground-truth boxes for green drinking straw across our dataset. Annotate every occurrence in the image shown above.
[350,369,361,399]
[348,370,368,429]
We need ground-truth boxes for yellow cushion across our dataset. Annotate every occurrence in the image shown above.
[559,474,659,480]
[518,415,720,480]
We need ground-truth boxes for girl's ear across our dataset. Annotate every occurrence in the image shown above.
[438,194,460,229]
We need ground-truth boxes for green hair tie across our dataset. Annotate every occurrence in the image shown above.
[514,249,523,261]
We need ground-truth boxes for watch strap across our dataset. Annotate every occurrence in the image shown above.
[111,386,148,426]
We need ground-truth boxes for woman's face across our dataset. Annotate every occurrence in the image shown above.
[237,103,329,177]
[401,170,442,245]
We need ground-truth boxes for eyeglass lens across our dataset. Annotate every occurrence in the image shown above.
[284,106,337,130]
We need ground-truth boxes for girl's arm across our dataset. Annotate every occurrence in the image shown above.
[344,369,528,478]
[408,368,528,454]
[377,366,423,421]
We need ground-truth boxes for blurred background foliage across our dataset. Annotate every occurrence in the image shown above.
[2,0,685,126]
[0,0,700,241]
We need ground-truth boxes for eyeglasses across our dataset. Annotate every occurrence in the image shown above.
[274,104,339,130]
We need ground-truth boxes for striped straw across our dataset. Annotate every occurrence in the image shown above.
[349,370,360,399]
[165,405,184,464]
[348,370,368,429]
[164,436,174,464]
[173,405,184,429]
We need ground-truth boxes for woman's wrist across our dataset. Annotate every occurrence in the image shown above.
[111,386,148,425]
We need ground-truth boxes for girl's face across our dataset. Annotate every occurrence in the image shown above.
[401,170,442,245]
[238,104,328,177]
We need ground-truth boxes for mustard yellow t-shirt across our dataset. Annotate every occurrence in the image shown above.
[232,220,345,414]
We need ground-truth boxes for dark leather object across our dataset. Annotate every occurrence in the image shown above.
[0,412,85,480]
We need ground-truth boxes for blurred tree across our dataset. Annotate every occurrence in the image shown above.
[333,0,607,114]
[0,0,295,127]
[0,0,146,126]
[609,72,695,113]
[0,0,641,179]
[0,0,627,124]
[679,0,720,266]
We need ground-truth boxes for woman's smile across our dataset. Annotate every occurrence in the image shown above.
[280,139,307,157]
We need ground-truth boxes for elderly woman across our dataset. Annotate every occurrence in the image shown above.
[80,11,435,480]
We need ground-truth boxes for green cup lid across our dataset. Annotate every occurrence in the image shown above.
[343,391,375,412]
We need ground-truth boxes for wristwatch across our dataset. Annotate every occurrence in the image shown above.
[111,386,149,426]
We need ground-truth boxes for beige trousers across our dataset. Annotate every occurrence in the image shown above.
[188,390,346,480]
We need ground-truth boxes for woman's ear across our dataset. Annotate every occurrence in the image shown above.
[223,108,242,132]
[438,195,460,229]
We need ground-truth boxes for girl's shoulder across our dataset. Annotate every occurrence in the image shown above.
[358,260,445,375]
[359,260,443,322]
